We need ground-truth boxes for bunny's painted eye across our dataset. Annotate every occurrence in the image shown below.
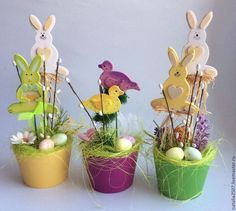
[31,73,33,76]
[25,73,28,76]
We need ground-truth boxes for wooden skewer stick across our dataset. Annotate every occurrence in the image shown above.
[34,115,38,137]
[13,61,21,82]
[65,78,99,134]
[42,85,46,138]
[194,71,203,105]
[184,64,200,142]
[160,84,175,143]
[189,71,203,128]
[192,83,205,141]
[98,79,105,131]
[115,112,118,139]
[42,58,47,138]
[51,58,60,129]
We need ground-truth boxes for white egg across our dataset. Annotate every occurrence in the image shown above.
[184,147,202,161]
[51,133,68,146]
[165,147,184,161]
[116,138,132,151]
[39,138,54,150]
[121,136,136,144]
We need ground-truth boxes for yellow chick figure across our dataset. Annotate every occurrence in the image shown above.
[151,47,198,113]
[83,85,124,114]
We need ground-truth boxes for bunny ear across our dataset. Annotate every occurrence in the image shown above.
[29,55,42,72]
[168,47,179,67]
[14,54,29,72]
[186,10,197,29]
[29,15,42,30]
[44,15,56,31]
[199,11,213,29]
[181,50,195,67]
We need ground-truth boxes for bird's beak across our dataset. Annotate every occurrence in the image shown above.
[98,64,102,69]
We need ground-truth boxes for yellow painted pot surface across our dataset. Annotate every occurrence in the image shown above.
[16,146,71,188]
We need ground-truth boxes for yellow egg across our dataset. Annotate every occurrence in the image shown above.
[166,147,184,160]
[116,138,132,152]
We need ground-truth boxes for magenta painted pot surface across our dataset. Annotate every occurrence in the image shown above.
[86,152,138,193]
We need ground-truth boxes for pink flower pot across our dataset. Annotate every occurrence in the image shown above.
[86,152,138,193]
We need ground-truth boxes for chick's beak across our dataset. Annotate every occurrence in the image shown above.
[119,90,124,95]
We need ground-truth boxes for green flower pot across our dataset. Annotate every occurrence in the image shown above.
[153,145,217,200]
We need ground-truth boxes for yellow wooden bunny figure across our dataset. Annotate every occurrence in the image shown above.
[151,47,198,113]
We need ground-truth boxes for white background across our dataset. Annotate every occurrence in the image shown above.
[0,0,235,210]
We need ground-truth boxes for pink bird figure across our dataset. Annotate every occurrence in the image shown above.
[98,60,140,92]
[78,128,96,142]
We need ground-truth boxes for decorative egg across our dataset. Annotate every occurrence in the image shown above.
[184,147,202,161]
[121,136,136,144]
[51,133,67,146]
[116,138,133,151]
[166,147,184,161]
[39,138,54,150]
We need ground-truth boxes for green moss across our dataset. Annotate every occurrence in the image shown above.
[80,135,143,159]
[154,142,218,167]
[93,113,117,124]
[12,138,72,157]
[119,92,128,104]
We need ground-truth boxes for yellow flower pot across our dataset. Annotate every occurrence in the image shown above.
[14,143,71,188]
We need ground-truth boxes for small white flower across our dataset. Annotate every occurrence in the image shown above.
[10,131,36,145]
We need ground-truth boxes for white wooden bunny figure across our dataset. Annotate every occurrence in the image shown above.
[182,10,218,113]
[182,10,217,78]
[29,14,69,78]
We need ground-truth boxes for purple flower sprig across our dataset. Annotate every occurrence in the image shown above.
[193,115,210,151]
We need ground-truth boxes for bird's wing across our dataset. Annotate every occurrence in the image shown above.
[89,96,102,110]
[104,75,123,87]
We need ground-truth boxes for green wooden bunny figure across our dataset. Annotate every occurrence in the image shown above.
[8,54,55,117]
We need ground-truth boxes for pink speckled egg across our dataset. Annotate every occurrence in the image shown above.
[39,138,54,150]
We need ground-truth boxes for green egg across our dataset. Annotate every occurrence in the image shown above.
[51,133,68,146]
